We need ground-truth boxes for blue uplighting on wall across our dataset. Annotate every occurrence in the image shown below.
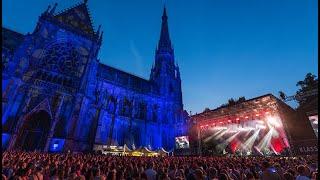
[2,133,11,149]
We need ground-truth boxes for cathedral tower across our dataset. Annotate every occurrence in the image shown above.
[149,7,187,150]
[150,7,183,108]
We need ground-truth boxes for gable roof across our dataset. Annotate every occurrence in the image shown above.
[2,27,25,52]
[53,3,95,36]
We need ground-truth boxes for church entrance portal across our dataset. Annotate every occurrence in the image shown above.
[16,110,52,151]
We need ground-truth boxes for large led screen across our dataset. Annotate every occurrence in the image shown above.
[175,136,190,149]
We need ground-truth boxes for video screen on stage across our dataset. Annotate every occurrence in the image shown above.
[175,136,190,149]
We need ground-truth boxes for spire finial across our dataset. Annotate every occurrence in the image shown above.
[50,3,58,14]
[96,25,101,35]
[158,6,172,52]
[45,5,51,13]
[99,31,104,43]
[162,6,168,20]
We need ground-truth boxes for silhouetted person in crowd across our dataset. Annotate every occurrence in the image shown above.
[144,162,157,180]
[260,161,281,180]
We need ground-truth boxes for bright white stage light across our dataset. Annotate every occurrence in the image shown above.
[256,124,266,129]
[272,129,279,138]
[204,128,229,142]
[204,129,224,142]
[241,129,261,151]
[257,120,264,124]
[257,128,274,150]
[239,126,255,131]
[266,116,281,128]
[225,131,240,143]
[215,129,229,139]
[238,127,245,131]
[246,127,255,131]
[214,126,227,130]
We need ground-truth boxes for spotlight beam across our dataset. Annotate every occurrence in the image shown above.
[257,128,274,150]
[241,129,260,151]
[203,129,224,142]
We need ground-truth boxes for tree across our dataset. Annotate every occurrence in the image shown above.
[203,108,210,112]
[219,96,246,108]
[295,73,318,107]
[279,73,318,105]
[238,96,246,103]
[279,91,286,101]
[296,73,318,93]
[228,98,236,106]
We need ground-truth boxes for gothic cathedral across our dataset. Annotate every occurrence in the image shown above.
[2,1,188,152]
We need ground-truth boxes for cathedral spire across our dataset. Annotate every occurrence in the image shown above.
[50,3,58,15]
[45,5,51,14]
[158,6,172,52]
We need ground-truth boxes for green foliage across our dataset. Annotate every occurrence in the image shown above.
[278,73,317,106]
[219,96,246,108]
[279,91,286,100]
[295,73,318,107]
[203,108,211,112]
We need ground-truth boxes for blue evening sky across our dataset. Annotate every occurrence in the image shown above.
[3,0,318,114]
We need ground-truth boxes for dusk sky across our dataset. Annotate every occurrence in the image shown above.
[3,0,318,114]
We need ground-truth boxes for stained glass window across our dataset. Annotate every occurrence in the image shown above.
[41,42,87,77]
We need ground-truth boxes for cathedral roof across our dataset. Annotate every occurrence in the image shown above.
[2,27,25,52]
[53,2,95,36]
[98,63,157,94]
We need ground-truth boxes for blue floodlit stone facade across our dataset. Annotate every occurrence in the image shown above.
[2,1,188,152]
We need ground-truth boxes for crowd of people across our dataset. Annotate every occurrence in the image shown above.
[2,151,318,180]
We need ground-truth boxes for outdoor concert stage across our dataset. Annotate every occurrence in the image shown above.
[189,94,318,156]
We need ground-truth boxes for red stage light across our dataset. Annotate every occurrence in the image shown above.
[271,137,284,153]
[230,139,240,153]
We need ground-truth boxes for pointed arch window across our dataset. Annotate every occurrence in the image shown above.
[135,102,147,120]
[107,96,117,114]
[120,98,132,117]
